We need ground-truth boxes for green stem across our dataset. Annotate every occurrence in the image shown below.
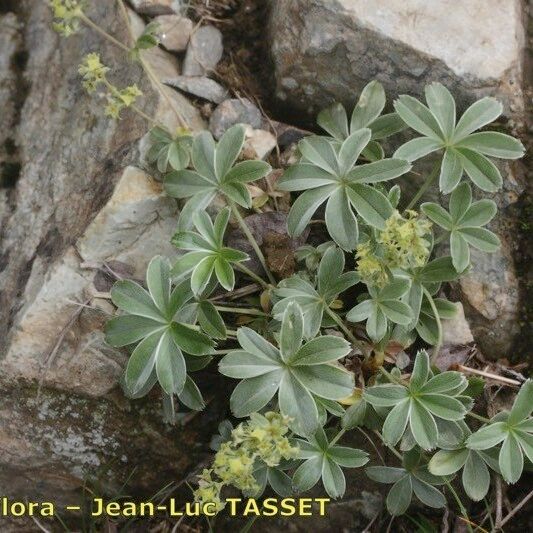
[372,430,403,460]
[329,428,346,447]
[445,480,474,533]
[404,157,441,212]
[235,263,270,290]
[229,201,276,285]
[214,305,268,317]
[466,411,491,424]
[324,306,364,350]
[78,13,130,52]
[422,286,442,364]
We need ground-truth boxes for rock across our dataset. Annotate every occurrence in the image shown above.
[0,0,215,507]
[153,14,193,52]
[442,302,474,346]
[182,25,224,76]
[268,0,525,115]
[165,75,229,103]
[209,98,262,139]
[128,0,180,16]
[77,166,180,278]
[244,126,277,160]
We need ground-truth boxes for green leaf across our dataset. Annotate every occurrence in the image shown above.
[458,199,496,227]
[451,231,470,272]
[224,160,271,184]
[230,370,283,417]
[421,394,466,421]
[169,322,213,355]
[419,256,460,283]
[190,256,216,295]
[499,434,523,483]
[364,385,409,407]
[351,80,386,131]
[347,299,373,322]
[463,451,490,501]
[421,372,466,395]
[220,181,251,207]
[410,401,438,450]
[111,280,164,322]
[387,475,413,515]
[325,187,358,250]
[366,466,406,484]
[219,350,280,378]
[125,331,160,394]
[394,137,442,162]
[347,158,411,183]
[338,129,371,174]
[287,185,336,237]
[449,181,472,221]
[453,97,502,142]
[394,95,444,140]
[439,148,463,193]
[410,350,430,390]
[192,131,217,181]
[176,191,216,231]
[322,458,346,498]
[178,375,205,410]
[328,446,368,468]
[425,82,456,140]
[379,300,413,325]
[290,336,350,365]
[382,399,410,446]
[467,422,507,449]
[105,315,164,347]
[460,227,500,252]
[197,301,226,339]
[366,305,387,341]
[279,371,319,435]
[457,148,502,192]
[214,257,235,291]
[317,103,349,140]
[293,457,323,492]
[237,326,279,362]
[280,302,304,361]
[347,183,394,229]
[369,112,406,140]
[299,136,339,174]
[278,164,335,191]
[155,331,186,395]
[146,256,170,315]
[456,131,524,159]
[421,202,453,230]
[429,449,469,476]
[508,380,533,425]
[215,124,245,179]
[292,364,354,400]
[411,478,446,508]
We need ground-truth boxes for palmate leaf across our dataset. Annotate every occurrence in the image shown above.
[219,302,354,436]
[364,351,469,450]
[171,207,249,294]
[164,124,271,229]
[467,379,533,484]
[292,427,368,498]
[278,130,411,250]
[105,256,214,401]
[422,182,500,271]
[393,82,524,193]
[347,278,413,342]
[367,449,447,516]
[272,247,359,338]
[146,126,192,172]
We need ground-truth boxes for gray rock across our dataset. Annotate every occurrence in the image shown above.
[128,0,180,16]
[442,302,474,346]
[182,25,223,76]
[244,126,277,160]
[165,75,229,103]
[153,14,193,52]
[268,0,525,116]
[209,98,262,139]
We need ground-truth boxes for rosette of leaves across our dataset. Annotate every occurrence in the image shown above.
[364,351,470,450]
[146,126,192,172]
[421,182,500,272]
[393,82,524,193]
[164,124,271,230]
[292,427,369,498]
[272,246,360,338]
[429,423,500,501]
[218,303,354,435]
[105,256,214,399]
[366,449,446,516]
[295,241,336,271]
[466,379,533,483]
[171,207,248,295]
[278,129,411,250]
[317,80,406,161]
[346,278,413,342]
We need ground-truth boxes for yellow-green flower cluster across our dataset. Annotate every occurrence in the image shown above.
[193,412,299,512]
[377,210,432,270]
[105,84,143,119]
[355,241,389,288]
[78,53,109,93]
[50,0,83,37]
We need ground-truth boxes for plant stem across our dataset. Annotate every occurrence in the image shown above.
[116,0,188,128]
[445,480,474,533]
[229,201,276,285]
[422,286,443,364]
[404,157,441,211]
[329,428,346,447]
[214,305,268,317]
[234,263,270,290]
[324,306,364,350]
[372,430,403,460]
[466,411,491,424]
[78,13,130,52]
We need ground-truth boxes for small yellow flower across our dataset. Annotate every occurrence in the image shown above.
[78,53,109,93]
[50,0,83,36]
